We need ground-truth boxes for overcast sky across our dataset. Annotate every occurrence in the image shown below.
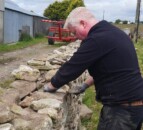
[10,0,143,22]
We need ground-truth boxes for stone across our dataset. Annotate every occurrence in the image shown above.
[27,59,45,66]
[11,65,40,81]
[80,126,87,130]
[38,107,58,119]
[0,123,15,130]
[12,113,53,130]
[0,102,14,123]
[30,91,65,101]
[53,50,63,55]
[0,89,20,105]
[10,80,37,99]
[80,104,93,120]
[19,96,34,107]
[31,98,62,111]
[45,61,53,70]
[1,41,89,130]
[12,118,32,130]
[45,69,58,81]
[10,104,29,116]
[31,116,53,130]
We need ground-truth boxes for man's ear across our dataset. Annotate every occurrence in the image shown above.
[80,20,87,28]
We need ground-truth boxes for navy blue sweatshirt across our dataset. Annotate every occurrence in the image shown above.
[51,20,143,105]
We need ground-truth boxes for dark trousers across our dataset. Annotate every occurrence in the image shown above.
[97,105,143,130]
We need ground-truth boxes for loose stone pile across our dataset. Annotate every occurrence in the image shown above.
[0,40,93,130]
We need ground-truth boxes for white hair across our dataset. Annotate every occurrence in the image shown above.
[64,7,96,29]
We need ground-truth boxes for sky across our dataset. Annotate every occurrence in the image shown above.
[10,0,143,22]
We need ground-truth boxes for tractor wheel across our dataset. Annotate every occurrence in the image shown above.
[48,38,55,45]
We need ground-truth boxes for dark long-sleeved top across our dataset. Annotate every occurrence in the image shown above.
[51,20,143,105]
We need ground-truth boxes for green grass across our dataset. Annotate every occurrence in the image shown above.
[0,38,69,53]
[82,39,143,130]
[0,37,47,53]
[82,86,102,130]
[134,39,143,74]
[0,79,14,89]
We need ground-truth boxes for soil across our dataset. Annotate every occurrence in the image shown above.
[0,43,58,82]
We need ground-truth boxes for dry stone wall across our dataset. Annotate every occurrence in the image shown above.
[0,40,93,130]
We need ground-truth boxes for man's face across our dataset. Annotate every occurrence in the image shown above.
[69,22,87,40]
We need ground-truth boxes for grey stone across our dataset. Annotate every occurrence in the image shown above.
[30,91,65,101]
[12,118,32,130]
[10,80,37,99]
[45,69,58,81]
[19,96,34,107]
[0,89,20,105]
[80,104,93,120]
[11,65,40,81]
[0,123,15,130]
[31,98,62,111]
[0,102,14,123]
[27,59,45,66]
[38,107,58,120]
[10,104,29,116]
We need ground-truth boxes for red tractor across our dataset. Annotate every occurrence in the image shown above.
[42,20,77,44]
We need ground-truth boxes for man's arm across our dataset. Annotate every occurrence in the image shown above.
[84,76,94,86]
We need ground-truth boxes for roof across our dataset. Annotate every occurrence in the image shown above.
[5,0,46,18]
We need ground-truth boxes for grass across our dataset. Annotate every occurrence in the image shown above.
[82,86,102,130]
[0,79,14,89]
[0,37,47,53]
[82,39,143,130]
[0,38,69,53]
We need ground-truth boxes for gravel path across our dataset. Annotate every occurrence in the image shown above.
[0,43,58,82]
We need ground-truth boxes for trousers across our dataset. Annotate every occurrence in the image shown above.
[97,105,143,130]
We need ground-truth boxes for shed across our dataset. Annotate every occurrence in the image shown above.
[0,0,4,43]
[4,0,50,44]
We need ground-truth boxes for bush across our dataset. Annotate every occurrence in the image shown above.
[19,33,33,42]
[35,33,44,38]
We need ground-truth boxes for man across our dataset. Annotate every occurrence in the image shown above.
[44,7,143,130]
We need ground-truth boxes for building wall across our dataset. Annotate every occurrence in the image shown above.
[4,9,33,43]
[0,0,4,43]
[33,17,51,37]
[0,0,4,11]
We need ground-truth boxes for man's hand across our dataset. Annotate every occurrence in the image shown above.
[43,82,57,93]
[73,83,89,95]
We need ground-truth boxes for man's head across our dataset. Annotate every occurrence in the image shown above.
[64,7,99,40]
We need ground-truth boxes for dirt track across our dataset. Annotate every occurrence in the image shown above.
[0,43,57,82]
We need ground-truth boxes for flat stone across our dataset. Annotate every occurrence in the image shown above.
[11,65,40,81]
[31,98,62,111]
[0,102,14,123]
[80,104,93,120]
[30,91,65,101]
[19,96,34,107]
[10,104,29,116]
[10,80,37,99]
[0,89,20,105]
[0,123,15,130]
[38,107,58,119]
[27,59,45,66]
[45,69,58,81]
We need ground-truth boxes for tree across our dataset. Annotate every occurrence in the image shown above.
[115,19,121,24]
[44,0,85,20]
[44,0,70,20]
[66,0,85,16]
[122,20,128,24]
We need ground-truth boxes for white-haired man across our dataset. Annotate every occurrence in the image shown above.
[44,7,143,130]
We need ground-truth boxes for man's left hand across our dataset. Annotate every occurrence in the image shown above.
[43,83,57,93]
